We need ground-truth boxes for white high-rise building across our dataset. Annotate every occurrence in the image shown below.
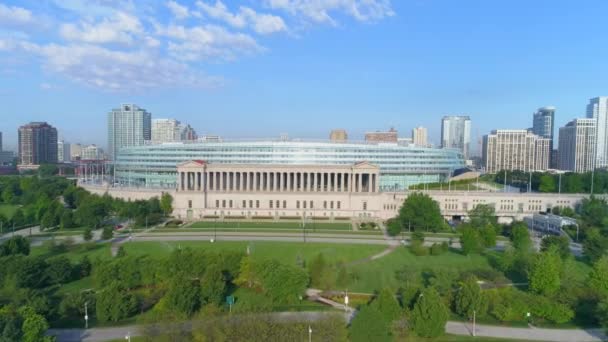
[558,118,596,173]
[57,140,71,163]
[441,116,471,158]
[81,144,103,160]
[152,119,182,144]
[70,143,82,160]
[586,97,608,168]
[107,104,151,161]
[482,130,550,173]
[412,126,428,147]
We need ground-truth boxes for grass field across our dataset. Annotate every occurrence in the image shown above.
[149,228,382,235]
[0,204,19,219]
[189,221,352,230]
[346,248,493,292]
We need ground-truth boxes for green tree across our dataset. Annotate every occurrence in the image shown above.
[597,298,608,332]
[83,228,93,242]
[37,164,58,178]
[583,229,608,263]
[510,222,532,251]
[589,255,608,299]
[480,226,497,248]
[166,277,200,316]
[160,193,173,216]
[410,288,448,338]
[371,288,402,323]
[200,264,226,306]
[539,175,556,192]
[399,192,445,232]
[96,282,138,322]
[540,235,570,260]
[468,204,498,229]
[101,226,113,240]
[454,276,486,319]
[529,247,562,297]
[349,305,391,342]
[0,236,30,256]
[60,210,74,229]
[19,306,51,342]
[460,225,482,255]
[45,256,73,284]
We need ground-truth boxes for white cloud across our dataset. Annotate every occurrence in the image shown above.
[60,12,143,45]
[265,0,394,25]
[166,1,190,19]
[159,24,262,61]
[21,41,222,91]
[196,1,287,35]
[40,83,54,90]
[0,3,34,26]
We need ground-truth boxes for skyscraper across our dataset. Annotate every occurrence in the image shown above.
[152,119,182,144]
[558,118,596,173]
[482,130,550,173]
[586,97,608,168]
[18,122,58,166]
[57,140,71,163]
[532,106,556,166]
[365,128,398,143]
[441,116,471,158]
[0,131,2,151]
[412,126,428,147]
[107,104,151,161]
[180,124,198,141]
[329,129,348,143]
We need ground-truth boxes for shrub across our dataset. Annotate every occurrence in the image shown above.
[430,243,447,256]
[410,241,429,256]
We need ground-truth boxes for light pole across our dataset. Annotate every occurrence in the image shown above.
[472,310,476,337]
[591,168,595,195]
[558,173,562,195]
[308,325,312,342]
[125,332,131,342]
[84,302,88,329]
[344,290,349,313]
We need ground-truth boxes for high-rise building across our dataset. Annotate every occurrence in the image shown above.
[70,143,82,160]
[532,106,556,167]
[81,144,103,160]
[586,97,608,168]
[558,118,596,173]
[152,119,181,144]
[18,122,58,166]
[441,116,471,158]
[0,132,11,166]
[57,140,71,163]
[329,129,348,143]
[482,130,550,173]
[107,104,151,161]
[0,131,2,151]
[412,126,428,147]
[180,124,198,141]
[365,128,398,143]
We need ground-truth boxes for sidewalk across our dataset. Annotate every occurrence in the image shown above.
[446,321,606,342]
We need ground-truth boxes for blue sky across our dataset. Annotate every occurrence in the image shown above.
[1,0,607,154]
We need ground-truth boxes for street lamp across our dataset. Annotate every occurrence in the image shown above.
[308,325,312,342]
[125,332,131,342]
[344,290,349,313]
[84,302,88,329]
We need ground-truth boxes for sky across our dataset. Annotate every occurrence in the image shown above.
[1,0,608,154]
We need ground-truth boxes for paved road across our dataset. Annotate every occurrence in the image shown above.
[446,321,606,342]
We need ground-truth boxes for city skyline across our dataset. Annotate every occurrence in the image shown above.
[2,1,608,150]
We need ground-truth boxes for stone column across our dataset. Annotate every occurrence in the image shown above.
[358,173,363,193]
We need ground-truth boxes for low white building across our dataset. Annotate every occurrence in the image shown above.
[524,213,577,236]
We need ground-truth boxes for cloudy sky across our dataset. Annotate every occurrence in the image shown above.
[1,0,608,153]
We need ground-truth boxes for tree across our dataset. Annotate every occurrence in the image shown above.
[460,225,482,255]
[371,288,402,323]
[539,175,556,193]
[0,236,30,256]
[584,229,608,263]
[60,210,74,229]
[309,253,335,289]
[45,256,73,284]
[96,282,138,322]
[19,306,51,342]
[83,228,93,242]
[454,276,486,319]
[510,222,532,251]
[589,255,608,299]
[399,192,445,232]
[349,305,391,342]
[160,193,173,216]
[597,298,608,332]
[540,235,570,260]
[200,264,226,306]
[468,204,498,229]
[37,164,58,178]
[101,226,113,240]
[410,288,448,338]
[529,247,562,297]
[480,226,497,248]
[166,277,200,316]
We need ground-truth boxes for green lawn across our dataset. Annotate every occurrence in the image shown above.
[119,241,386,265]
[150,227,382,236]
[189,220,352,230]
[0,204,19,219]
[346,248,493,292]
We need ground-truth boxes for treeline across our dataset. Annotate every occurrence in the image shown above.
[0,175,172,231]
[492,169,608,193]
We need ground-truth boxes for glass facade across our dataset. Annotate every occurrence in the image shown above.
[113,141,465,191]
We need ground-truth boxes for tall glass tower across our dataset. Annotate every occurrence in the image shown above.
[107,104,151,161]
[587,97,608,168]
[441,116,471,158]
